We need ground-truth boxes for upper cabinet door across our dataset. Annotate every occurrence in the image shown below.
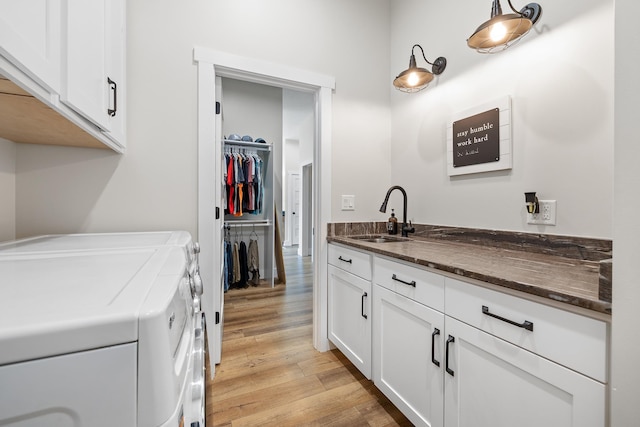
[0,0,62,93]
[63,0,110,131]
[103,0,126,146]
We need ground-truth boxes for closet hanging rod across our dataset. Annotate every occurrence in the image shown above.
[223,140,272,151]
[225,220,272,227]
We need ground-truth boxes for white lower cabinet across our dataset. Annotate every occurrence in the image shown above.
[328,264,372,379]
[443,315,605,427]
[373,284,444,427]
[363,254,608,427]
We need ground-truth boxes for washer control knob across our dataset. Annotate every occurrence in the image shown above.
[193,241,201,255]
[192,271,204,296]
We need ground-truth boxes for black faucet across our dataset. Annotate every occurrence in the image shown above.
[379,185,415,238]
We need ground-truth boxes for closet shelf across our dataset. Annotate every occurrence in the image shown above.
[223,139,272,151]
[225,219,272,227]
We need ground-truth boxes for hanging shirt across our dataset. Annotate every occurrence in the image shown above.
[248,238,260,286]
[226,154,235,214]
[223,239,229,292]
[238,240,249,287]
[232,241,241,286]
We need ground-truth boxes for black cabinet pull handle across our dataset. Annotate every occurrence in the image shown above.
[445,335,455,376]
[431,328,440,367]
[338,256,352,264]
[361,292,368,319]
[107,77,117,117]
[482,305,534,331]
[392,274,416,287]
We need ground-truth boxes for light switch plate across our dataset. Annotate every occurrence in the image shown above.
[341,195,355,211]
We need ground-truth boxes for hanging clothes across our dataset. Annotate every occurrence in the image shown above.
[248,237,260,286]
[232,241,240,286]
[223,226,232,292]
[223,223,263,290]
[238,240,249,288]
[223,239,229,292]
[225,153,235,215]
[223,149,265,216]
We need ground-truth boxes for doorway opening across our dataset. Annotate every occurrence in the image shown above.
[194,48,335,377]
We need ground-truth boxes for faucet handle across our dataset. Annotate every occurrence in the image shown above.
[401,221,415,237]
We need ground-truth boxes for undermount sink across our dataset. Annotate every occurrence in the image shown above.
[350,235,410,243]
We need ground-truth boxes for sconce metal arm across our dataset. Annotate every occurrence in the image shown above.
[411,44,447,76]
[505,0,542,24]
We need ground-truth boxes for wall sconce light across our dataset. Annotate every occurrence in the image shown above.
[467,0,542,53]
[393,44,447,93]
[524,192,539,214]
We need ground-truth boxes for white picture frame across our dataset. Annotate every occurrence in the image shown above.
[447,96,512,176]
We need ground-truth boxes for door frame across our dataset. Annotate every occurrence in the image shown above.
[301,162,313,258]
[194,47,335,361]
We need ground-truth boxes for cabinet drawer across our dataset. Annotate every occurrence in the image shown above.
[374,256,444,312]
[328,244,372,280]
[445,277,608,383]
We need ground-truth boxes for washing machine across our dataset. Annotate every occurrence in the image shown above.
[0,232,207,427]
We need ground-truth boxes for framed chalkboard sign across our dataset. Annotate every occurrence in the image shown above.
[452,108,500,167]
[446,96,512,176]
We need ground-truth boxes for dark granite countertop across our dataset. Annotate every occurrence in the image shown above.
[328,223,612,316]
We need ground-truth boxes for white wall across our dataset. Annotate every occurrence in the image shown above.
[7,0,614,239]
[283,89,314,166]
[283,89,314,248]
[12,0,391,239]
[389,0,613,239]
[0,138,15,241]
[221,78,282,146]
[611,0,640,423]
[284,139,300,174]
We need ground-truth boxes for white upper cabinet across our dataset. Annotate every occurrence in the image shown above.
[0,0,61,93]
[63,0,109,131]
[104,0,126,145]
[0,0,126,151]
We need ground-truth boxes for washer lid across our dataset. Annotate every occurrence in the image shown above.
[0,246,185,365]
[0,231,192,254]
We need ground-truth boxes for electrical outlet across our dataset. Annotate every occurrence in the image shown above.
[527,200,556,225]
[341,195,355,211]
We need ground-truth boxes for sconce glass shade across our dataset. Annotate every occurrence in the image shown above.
[393,45,447,93]
[467,1,542,53]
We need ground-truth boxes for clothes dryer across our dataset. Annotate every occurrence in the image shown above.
[0,233,207,427]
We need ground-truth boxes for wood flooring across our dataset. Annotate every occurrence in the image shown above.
[205,247,412,426]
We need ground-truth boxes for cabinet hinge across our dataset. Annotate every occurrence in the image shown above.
[215,311,220,324]
[215,102,221,115]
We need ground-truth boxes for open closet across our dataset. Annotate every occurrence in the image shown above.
[222,135,275,288]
